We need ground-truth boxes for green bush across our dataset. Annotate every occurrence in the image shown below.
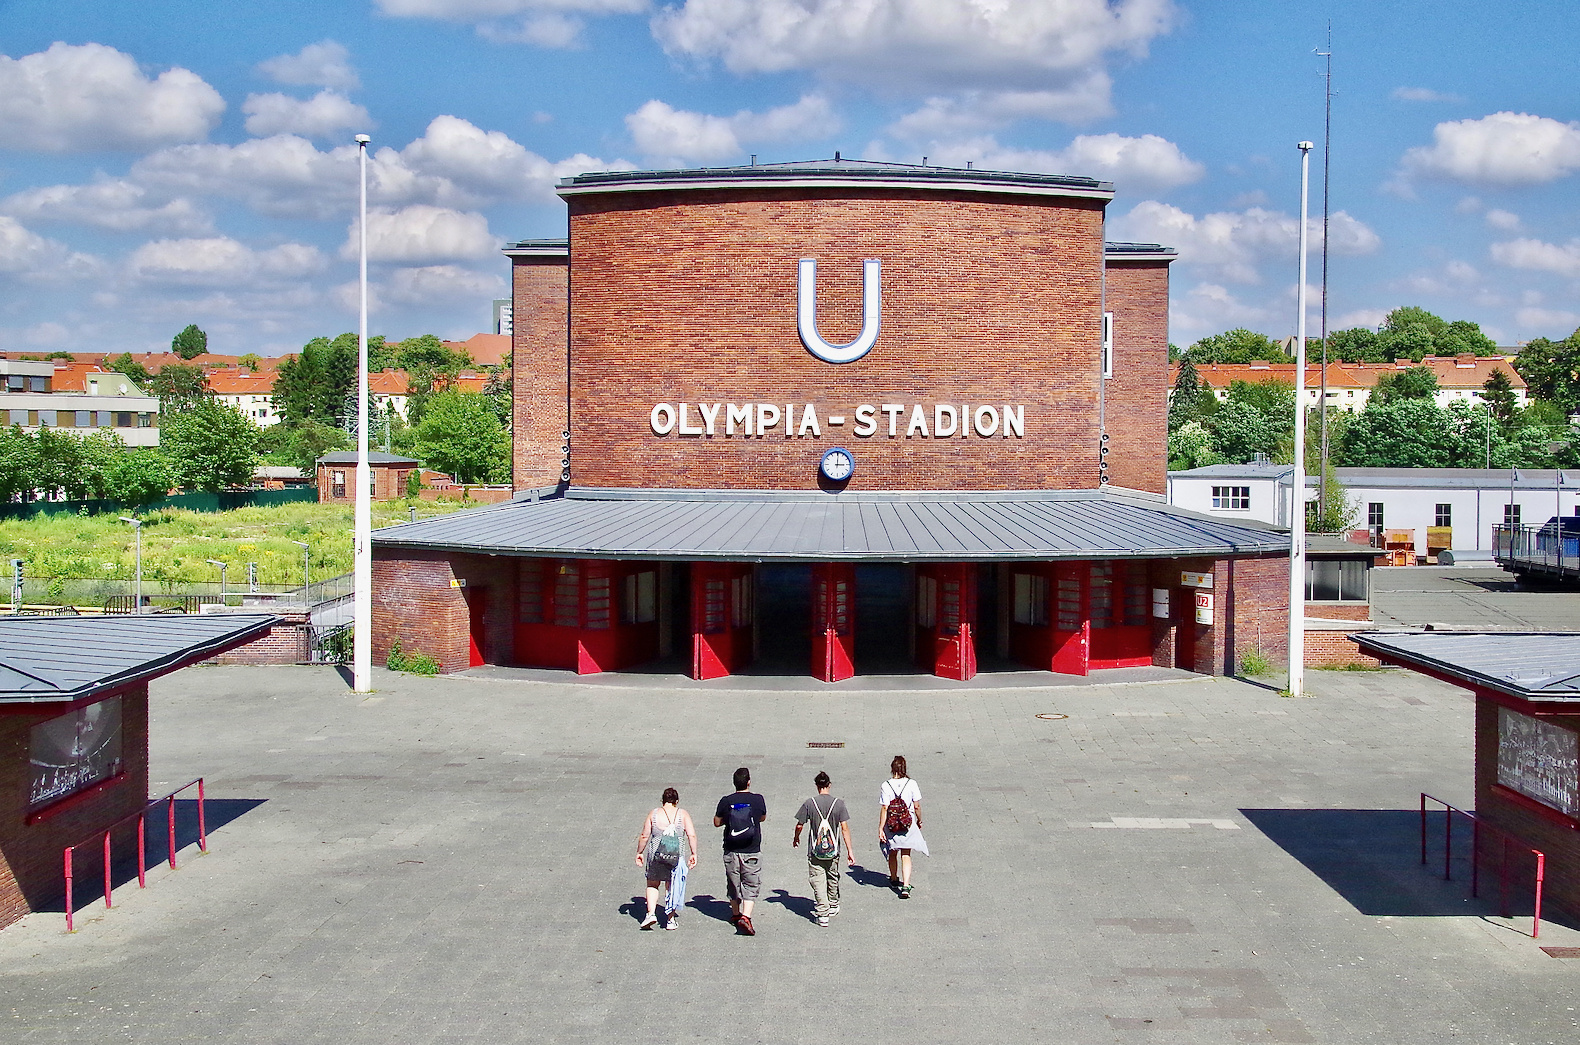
[1238,648,1273,677]
[386,638,440,675]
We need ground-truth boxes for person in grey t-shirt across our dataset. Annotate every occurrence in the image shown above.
[793,771,855,926]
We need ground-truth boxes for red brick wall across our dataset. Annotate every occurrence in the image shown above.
[1306,602,1371,621]
[1213,556,1290,675]
[1304,630,1381,667]
[372,552,518,673]
[316,462,411,502]
[1102,261,1170,494]
[566,188,1122,491]
[208,613,309,665]
[1474,698,1580,919]
[0,685,149,928]
[513,256,570,491]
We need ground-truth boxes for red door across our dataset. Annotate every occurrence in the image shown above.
[811,563,855,682]
[917,564,978,680]
[1049,562,1090,676]
[691,563,754,680]
[463,586,487,667]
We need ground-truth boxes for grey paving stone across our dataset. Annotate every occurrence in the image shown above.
[3,663,1579,1044]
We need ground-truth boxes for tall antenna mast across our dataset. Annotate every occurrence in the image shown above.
[1316,25,1333,524]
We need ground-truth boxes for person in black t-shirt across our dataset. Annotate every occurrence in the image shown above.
[713,766,768,935]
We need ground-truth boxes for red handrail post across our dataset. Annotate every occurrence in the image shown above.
[1470,818,1480,898]
[1533,852,1545,939]
[64,848,74,933]
[197,777,207,853]
[102,831,112,909]
[166,794,176,869]
[1419,793,1427,865]
[137,812,146,889]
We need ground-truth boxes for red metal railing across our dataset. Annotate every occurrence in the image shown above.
[1420,792,1545,938]
[63,778,206,933]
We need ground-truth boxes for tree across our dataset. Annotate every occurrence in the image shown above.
[237,352,263,371]
[106,353,151,387]
[171,324,208,359]
[1168,359,1202,433]
[0,425,38,502]
[1437,319,1498,357]
[273,333,365,426]
[1377,322,1434,362]
[1381,306,1447,338]
[1307,461,1358,533]
[1207,400,1279,463]
[258,417,350,471]
[1167,420,1221,471]
[1339,399,1457,467]
[43,349,73,362]
[1186,328,1289,364]
[1482,368,1519,425]
[414,390,509,484]
[104,450,175,509]
[150,363,210,413]
[1370,366,1439,406]
[1514,328,1580,414]
[398,334,472,424]
[1325,326,1385,363]
[161,399,261,492]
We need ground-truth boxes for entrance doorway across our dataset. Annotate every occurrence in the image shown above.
[756,565,810,672]
[854,564,910,673]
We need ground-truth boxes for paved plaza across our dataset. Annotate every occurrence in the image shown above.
[4,649,1579,1045]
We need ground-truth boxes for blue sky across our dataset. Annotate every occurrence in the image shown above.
[1,0,1577,356]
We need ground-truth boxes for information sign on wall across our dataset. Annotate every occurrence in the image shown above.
[1194,592,1214,625]
[1151,588,1170,619]
[1181,571,1213,588]
[1497,707,1580,817]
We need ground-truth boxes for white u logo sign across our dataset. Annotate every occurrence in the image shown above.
[797,258,881,364]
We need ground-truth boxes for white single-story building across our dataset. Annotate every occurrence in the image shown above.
[1169,464,1578,558]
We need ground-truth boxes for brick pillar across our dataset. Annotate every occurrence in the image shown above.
[512,250,569,491]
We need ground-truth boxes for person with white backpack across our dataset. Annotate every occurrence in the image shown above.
[635,787,698,930]
[792,771,855,927]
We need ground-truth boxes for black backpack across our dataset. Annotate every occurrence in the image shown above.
[725,798,760,848]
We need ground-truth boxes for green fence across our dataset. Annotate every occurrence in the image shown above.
[0,486,318,521]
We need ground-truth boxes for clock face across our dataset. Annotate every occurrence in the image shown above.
[820,448,854,482]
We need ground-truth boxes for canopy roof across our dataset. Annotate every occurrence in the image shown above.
[371,487,1288,563]
[1350,631,1580,704]
[0,614,276,704]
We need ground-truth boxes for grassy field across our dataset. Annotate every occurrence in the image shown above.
[0,499,471,592]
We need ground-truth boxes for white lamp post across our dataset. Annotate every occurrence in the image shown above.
[1288,141,1314,698]
[292,539,310,594]
[353,132,373,693]
[205,559,228,603]
[119,517,142,614]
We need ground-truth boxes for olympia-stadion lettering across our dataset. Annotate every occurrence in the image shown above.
[648,257,1025,439]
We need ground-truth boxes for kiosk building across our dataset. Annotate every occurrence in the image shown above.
[372,159,1289,682]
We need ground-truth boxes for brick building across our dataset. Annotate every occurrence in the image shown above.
[0,614,273,929]
[316,451,420,502]
[372,158,1290,682]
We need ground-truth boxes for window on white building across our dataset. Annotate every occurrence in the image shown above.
[1435,503,1452,527]
[1503,504,1521,527]
[1211,485,1251,510]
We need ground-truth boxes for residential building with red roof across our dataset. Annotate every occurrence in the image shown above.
[1174,354,1526,413]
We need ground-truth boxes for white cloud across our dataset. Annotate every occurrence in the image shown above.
[347,205,498,263]
[889,81,1114,134]
[1391,86,1461,103]
[626,95,839,161]
[1332,308,1386,331]
[1490,237,1580,279]
[243,91,372,139]
[1454,196,1482,214]
[257,41,361,91]
[129,118,630,219]
[375,0,648,48]
[654,0,1174,109]
[899,132,1201,192]
[1169,282,1278,346]
[1484,208,1521,231]
[22,322,69,346]
[0,42,224,152]
[128,237,326,285]
[1401,112,1580,187]
[1394,259,1481,297]
[0,216,99,279]
[1112,201,1380,284]
[383,264,508,305]
[1515,308,1580,334]
[0,179,212,235]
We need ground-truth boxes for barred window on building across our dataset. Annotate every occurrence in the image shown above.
[1368,502,1384,530]
[1211,485,1250,510]
[1435,503,1452,527]
[1503,504,1521,527]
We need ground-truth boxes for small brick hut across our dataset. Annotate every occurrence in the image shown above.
[315,452,420,502]
[372,158,1291,682]
[0,614,274,929]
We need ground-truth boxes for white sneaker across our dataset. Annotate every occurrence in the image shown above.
[828,905,840,918]
[639,912,658,930]
[816,916,829,927]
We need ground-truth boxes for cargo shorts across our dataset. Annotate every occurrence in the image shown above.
[723,851,762,903]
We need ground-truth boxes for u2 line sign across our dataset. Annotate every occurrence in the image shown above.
[649,402,1027,439]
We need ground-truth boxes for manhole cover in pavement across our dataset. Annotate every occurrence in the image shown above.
[807,741,845,748]
[1541,946,1580,958]
[1035,713,1069,720]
